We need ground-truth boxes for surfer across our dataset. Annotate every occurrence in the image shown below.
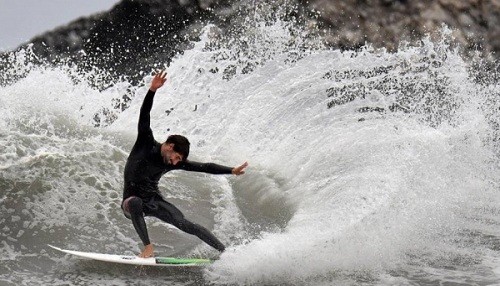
[122,70,248,258]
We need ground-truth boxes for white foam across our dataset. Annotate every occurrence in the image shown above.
[1,20,500,286]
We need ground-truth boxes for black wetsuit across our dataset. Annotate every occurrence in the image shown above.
[122,89,232,252]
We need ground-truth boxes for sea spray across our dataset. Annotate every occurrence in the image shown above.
[1,9,500,286]
[173,24,500,285]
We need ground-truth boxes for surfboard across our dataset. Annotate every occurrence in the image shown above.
[48,245,212,267]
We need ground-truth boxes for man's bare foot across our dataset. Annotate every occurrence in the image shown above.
[139,244,154,258]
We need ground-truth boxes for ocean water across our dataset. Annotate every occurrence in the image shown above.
[1,13,500,286]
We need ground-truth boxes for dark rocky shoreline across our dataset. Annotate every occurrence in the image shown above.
[2,0,499,81]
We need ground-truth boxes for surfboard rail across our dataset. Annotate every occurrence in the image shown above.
[48,244,213,267]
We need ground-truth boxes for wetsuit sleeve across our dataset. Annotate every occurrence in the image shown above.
[180,161,233,175]
[137,90,155,138]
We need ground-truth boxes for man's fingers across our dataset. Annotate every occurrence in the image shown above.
[232,162,248,175]
[236,162,248,174]
[157,70,167,81]
[162,71,167,79]
[153,70,167,84]
[160,71,167,82]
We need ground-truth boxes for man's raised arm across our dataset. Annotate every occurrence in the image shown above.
[137,71,167,134]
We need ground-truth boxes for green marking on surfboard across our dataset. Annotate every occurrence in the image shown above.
[155,257,212,265]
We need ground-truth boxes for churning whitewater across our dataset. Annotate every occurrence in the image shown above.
[1,19,500,285]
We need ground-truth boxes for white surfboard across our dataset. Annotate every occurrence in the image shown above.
[48,245,212,267]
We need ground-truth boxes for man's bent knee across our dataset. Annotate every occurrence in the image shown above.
[122,196,143,218]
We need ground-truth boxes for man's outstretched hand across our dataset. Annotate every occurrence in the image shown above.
[232,162,248,175]
[150,70,167,92]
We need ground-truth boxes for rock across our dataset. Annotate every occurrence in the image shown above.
[2,0,498,82]
[7,0,237,83]
[301,0,500,59]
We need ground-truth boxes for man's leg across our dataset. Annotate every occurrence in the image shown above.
[122,196,152,255]
[147,199,226,252]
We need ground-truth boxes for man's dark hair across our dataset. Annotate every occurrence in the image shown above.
[165,135,190,160]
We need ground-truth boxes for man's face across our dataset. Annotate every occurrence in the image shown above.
[162,143,183,165]
[168,151,183,166]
